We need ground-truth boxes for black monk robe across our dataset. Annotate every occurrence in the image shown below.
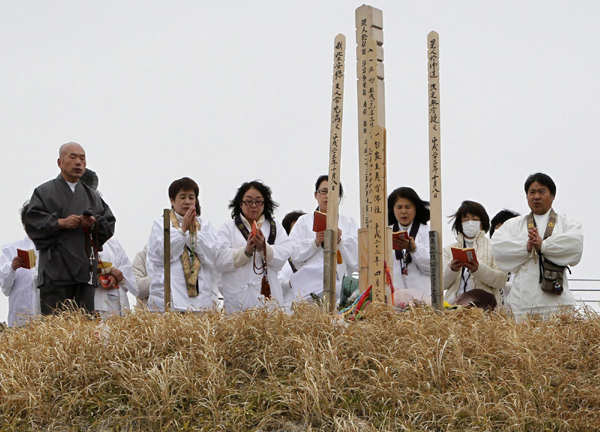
[25,174,116,287]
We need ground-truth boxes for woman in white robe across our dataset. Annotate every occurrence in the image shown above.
[443,201,507,308]
[1,236,40,327]
[95,237,137,317]
[147,177,220,312]
[288,175,358,302]
[215,180,293,313]
[387,187,431,303]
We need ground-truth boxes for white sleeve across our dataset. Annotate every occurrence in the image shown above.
[148,219,187,267]
[540,216,583,267]
[289,215,320,263]
[267,222,294,272]
[214,222,237,273]
[338,216,359,273]
[410,225,430,275]
[491,219,531,273]
[443,245,459,290]
[111,240,139,297]
[132,248,150,300]
[193,220,220,271]
[0,252,17,297]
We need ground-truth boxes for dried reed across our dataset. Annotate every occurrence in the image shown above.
[0,304,599,431]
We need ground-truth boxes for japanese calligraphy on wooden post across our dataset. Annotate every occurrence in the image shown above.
[368,125,387,303]
[356,5,385,294]
[323,34,346,313]
[427,31,444,310]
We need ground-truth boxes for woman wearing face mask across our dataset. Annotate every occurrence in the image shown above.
[443,201,507,308]
[387,187,431,301]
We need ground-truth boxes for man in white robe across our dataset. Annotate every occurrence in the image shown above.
[491,173,583,320]
[0,203,40,327]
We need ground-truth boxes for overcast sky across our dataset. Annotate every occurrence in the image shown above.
[1,1,598,321]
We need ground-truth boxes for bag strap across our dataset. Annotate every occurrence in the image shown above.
[527,209,558,283]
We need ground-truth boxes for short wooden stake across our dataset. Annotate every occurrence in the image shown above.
[163,209,172,312]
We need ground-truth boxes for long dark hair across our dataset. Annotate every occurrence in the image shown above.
[449,200,490,235]
[229,180,278,220]
[387,187,430,226]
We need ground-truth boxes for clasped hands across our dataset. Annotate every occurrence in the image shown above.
[246,229,266,255]
[315,229,343,247]
[527,227,543,253]
[58,214,96,230]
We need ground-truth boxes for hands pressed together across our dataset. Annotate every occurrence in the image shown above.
[527,227,543,253]
[246,229,266,255]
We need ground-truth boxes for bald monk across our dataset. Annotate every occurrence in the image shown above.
[25,142,116,314]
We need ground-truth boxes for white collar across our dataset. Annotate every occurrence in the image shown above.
[240,214,265,230]
[66,180,78,193]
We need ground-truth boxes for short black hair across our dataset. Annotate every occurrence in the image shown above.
[80,168,99,191]
[282,211,306,235]
[524,173,556,196]
[229,180,278,221]
[387,187,430,226]
[20,200,29,226]
[490,209,520,238]
[315,174,344,199]
[449,200,490,235]
[169,177,201,215]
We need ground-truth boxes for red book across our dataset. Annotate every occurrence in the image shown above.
[17,249,36,269]
[251,220,262,236]
[451,247,478,264]
[312,210,327,232]
[392,231,409,250]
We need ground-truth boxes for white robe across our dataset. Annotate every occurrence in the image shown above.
[278,260,295,309]
[491,210,583,318]
[0,237,40,327]
[390,222,431,301]
[148,216,220,312]
[215,216,293,313]
[132,245,151,307]
[95,238,136,317]
[288,212,358,301]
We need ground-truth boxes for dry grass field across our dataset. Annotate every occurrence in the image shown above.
[0,304,599,431]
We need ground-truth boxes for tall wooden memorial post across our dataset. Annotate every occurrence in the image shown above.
[323,34,346,313]
[427,32,444,310]
[356,5,390,301]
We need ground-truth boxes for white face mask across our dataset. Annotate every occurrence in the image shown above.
[462,220,481,238]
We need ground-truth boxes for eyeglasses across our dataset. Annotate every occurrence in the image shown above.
[316,188,328,195]
[242,200,264,207]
